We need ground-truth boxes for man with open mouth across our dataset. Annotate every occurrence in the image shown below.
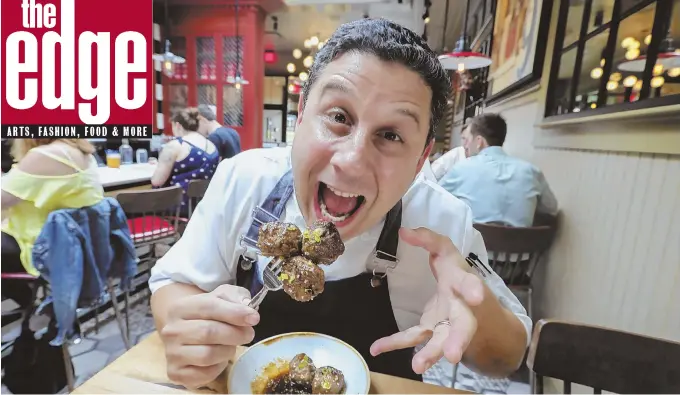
[148,18,531,389]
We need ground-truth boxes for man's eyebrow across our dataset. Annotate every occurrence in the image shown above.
[319,81,352,96]
[396,108,421,127]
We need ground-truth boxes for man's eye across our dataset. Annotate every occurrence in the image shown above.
[381,131,403,143]
[332,112,348,124]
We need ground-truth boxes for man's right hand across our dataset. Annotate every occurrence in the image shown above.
[159,284,260,388]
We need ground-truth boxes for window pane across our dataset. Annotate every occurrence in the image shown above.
[168,84,188,118]
[619,0,648,14]
[223,85,243,126]
[654,0,680,98]
[563,0,587,47]
[198,85,217,107]
[264,77,285,105]
[551,48,578,115]
[588,0,614,33]
[610,2,656,103]
[575,29,610,111]
[196,37,216,81]
[223,37,244,83]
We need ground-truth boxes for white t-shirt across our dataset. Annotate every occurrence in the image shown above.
[149,147,531,344]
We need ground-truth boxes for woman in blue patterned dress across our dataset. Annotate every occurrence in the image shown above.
[151,108,220,215]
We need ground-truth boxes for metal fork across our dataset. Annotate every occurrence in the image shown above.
[248,258,284,309]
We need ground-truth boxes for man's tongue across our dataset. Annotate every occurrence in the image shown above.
[322,187,358,215]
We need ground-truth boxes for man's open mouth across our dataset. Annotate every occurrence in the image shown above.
[317,182,366,222]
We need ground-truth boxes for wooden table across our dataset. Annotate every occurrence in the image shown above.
[73,332,468,394]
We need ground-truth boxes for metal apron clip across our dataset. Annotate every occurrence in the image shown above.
[370,250,399,288]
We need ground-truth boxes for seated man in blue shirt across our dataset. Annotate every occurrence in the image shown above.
[197,105,242,160]
[439,113,558,227]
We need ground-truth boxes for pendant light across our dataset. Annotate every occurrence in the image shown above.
[229,0,249,89]
[438,0,492,71]
[152,0,186,77]
[618,33,680,73]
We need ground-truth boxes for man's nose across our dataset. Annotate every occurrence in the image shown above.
[329,131,374,176]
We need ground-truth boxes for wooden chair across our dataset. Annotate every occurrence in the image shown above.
[116,185,184,250]
[116,185,183,271]
[527,319,680,393]
[473,222,557,319]
[186,179,210,218]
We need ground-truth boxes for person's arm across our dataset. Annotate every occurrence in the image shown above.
[149,156,237,326]
[149,157,261,388]
[535,169,558,216]
[1,190,22,210]
[151,142,179,187]
[370,201,530,377]
[458,230,530,375]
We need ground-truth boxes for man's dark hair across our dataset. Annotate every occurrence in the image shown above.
[302,18,450,144]
[197,104,217,122]
[469,113,507,146]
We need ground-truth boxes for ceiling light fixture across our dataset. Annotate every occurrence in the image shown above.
[653,64,664,76]
[650,76,665,88]
[623,75,637,87]
[153,0,185,78]
[438,0,491,71]
[292,48,302,59]
[621,37,636,48]
[303,55,314,68]
[625,48,640,60]
[299,71,309,81]
[610,72,622,81]
[668,67,680,77]
[286,63,296,73]
[606,80,619,91]
[619,34,680,72]
[590,67,603,79]
[633,79,643,91]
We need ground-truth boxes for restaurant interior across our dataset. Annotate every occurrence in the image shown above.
[1,0,679,393]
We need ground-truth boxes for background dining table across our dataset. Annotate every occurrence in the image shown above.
[72,332,471,394]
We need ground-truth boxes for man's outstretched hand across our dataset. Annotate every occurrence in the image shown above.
[370,227,484,374]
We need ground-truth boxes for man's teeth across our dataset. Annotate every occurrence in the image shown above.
[327,185,360,198]
[320,202,350,222]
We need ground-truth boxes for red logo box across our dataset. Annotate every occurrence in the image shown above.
[1,0,153,138]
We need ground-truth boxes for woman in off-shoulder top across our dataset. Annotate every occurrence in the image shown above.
[1,138,104,306]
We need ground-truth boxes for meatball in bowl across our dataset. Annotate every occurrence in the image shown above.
[228,332,370,394]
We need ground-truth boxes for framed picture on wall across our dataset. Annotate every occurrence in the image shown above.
[487,0,553,103]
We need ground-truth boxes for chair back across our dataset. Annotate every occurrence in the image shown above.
[473,222,556,286]
[528,319,680,393]
[186,179,210,218]
[116,185,183,245]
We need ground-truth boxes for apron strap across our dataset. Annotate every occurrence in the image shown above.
[375,200,402,262]
[243,169,295,242]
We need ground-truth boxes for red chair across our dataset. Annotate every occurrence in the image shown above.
[115,185,184,253]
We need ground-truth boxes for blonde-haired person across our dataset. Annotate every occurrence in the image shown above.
[1,138,104,306]
[151,107,219,215]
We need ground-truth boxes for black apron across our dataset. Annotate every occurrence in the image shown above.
[236,170,421,381]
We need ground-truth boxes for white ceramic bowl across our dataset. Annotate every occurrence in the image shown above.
[228,332,371,394]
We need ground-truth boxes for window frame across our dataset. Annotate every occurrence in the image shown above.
[545,0,680,120]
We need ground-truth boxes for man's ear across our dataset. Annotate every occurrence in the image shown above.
[297,94,304,124]
[416,139,434,174]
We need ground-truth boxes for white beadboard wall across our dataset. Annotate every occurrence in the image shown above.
[489,98,680,343]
